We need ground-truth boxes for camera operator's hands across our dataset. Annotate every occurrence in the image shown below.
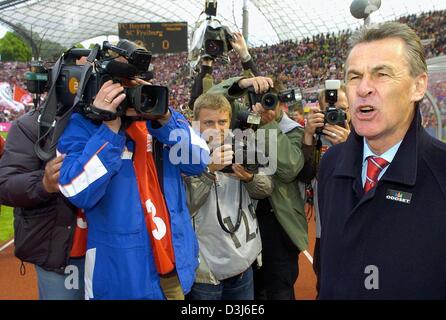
[230,32,250,61]
[43,155,64,193]
[208,144,234,173]
[93,80,126,133]
[230,164,254,182]
[323,121,351,145]
[239,76,273,94]
[252,103,276,125]
[303,106,324,145]
[93,80,126,112]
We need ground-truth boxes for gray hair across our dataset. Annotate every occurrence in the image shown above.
[347,22,427,77]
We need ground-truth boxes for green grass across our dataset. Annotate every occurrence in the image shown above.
[1,132,12,242]
[0,206,14,243]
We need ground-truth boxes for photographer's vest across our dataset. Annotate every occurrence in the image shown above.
[193,173,261,283]
[126,121,175,275]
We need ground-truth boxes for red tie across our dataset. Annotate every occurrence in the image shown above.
[364,156,389,193]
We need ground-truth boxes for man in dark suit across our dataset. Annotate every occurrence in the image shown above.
[318,21,446,299]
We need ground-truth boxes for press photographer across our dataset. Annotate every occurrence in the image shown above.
[300,79,351,296]
[304,80,351,147]
[56,39,209,300]
[31,40,169,162]
[184,92,273,300]
[208,76,308,300]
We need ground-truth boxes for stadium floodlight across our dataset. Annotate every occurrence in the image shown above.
[350,0,381,25]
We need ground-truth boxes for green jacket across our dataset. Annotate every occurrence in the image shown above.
[208,77,308,251]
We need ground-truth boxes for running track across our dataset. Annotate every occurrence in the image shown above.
[0,219,317,300]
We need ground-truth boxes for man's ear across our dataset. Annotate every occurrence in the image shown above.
[411,72,428,103]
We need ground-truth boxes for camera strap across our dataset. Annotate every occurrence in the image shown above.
[34,55,64,161]
[83,104,117,121]
[35,48,97,161]
[315,134,323,169]
[215,179,243,235]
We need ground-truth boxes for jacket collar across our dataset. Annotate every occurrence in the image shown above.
[278,112,302,134]
[334,108,423,188]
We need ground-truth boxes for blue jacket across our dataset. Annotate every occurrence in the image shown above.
[58,110,209,299]
[318,109,446,299]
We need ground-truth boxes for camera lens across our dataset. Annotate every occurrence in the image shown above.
[205,40,223,56]
[141,95,157,111]
[207,41,218,52]
[326,110,341,125]
[261,93,278,110]
[139,88,157,113]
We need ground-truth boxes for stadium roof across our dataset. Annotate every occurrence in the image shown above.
[2,0,446,49]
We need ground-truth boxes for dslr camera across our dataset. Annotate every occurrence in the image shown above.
[316,80,346,135]
[235,87,299,131]
[219,136,262,174]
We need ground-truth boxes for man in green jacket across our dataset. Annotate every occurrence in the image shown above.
[208,76,308,299]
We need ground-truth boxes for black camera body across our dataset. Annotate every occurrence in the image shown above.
[323,106,346,126]
[220,139,261,174]
[234,86,299,131]
[247,88,279,111]
[316,80,346,134]
[25,61,49,95]
[247,87,297,110]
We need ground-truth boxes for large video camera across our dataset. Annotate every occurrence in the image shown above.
[189,0,234,68]
[235,86,299,131]
[203,24,233,58]
[28,40,168,120]
[316,80,346,135]
[62,40,167,119]
[203,0,233,58]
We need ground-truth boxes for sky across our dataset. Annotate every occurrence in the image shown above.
[0,26,7,38]
[0,24,115,47]
[2,0,446,48]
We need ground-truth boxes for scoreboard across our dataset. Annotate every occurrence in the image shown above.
[118,22,188,54]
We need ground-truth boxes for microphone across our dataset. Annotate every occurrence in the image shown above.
[100,60,139,79]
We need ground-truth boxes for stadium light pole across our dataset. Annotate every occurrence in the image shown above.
[242,0,249,42]
[350,0,381,26]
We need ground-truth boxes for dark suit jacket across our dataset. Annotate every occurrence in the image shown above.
[318,109,446,299]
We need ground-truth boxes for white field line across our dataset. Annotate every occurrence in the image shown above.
[303,250,313,264]
[0,239,14,252]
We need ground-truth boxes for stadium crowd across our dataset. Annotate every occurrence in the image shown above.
[1,9,446,122]
[1,6,446,302]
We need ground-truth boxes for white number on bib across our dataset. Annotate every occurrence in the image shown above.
[145,199,166,240]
